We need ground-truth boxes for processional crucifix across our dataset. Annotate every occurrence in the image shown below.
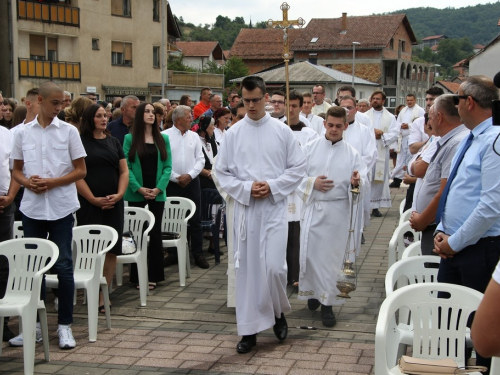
[267,3,305,123]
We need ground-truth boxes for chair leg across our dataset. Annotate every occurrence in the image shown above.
[86,286,98,343]
[186,239,191,278]
[116,263,124,286]
[101,283,112,330]
[0,316,4,356]
[38,308,50,362]
[21,313,37,375]
[137,261,148,307]
[178,242,186,287]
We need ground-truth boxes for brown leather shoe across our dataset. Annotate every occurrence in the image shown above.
[195,254,209,269]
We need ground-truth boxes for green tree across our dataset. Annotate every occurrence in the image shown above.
[223,56,249,86]
[167,55,197,72]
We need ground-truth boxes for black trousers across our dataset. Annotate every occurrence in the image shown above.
[403,182,415,212]
[438,235,500,373]
[286,221,300,285]
[166,177,203,257]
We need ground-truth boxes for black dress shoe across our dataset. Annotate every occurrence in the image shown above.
[273,313,288,341]
[389,178,402,188]
[372,209,383,217]
[163,253,178,267]
[307,298,321,311]
[361,233,366,244]
[195,254,210,269]
[2,322,14,342]
[236,334,256,354]
[321,305,337,327]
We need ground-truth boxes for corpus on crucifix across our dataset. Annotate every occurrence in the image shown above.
[267,2,305,122]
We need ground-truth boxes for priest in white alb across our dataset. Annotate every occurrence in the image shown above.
[365,90,399,217]
[214,76,306,354]
[297,106,366,327]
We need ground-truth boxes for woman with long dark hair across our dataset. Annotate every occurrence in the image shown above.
[76,104,129,312]
[123,102,172,289]
[197,115,218,190]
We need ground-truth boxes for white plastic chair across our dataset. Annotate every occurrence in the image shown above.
[161,197,195,287]
[401,241,422,259]
[45,225,118,342]
[375,283,484,375]
[0,238,59,375]
[388,221,420,269]
[115,207,155,307]
[399,209,411,225]
[13,221,24,239]
[399,199,406,215]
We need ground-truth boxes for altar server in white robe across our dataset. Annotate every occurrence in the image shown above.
[284,90,319,285]
[365,90,400,216]
[340,96,377,243]
[214,76,306,354]
[297,106,366,327]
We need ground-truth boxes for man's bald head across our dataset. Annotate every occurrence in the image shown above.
[39,81,63,98]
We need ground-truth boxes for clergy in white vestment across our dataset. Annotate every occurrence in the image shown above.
[301,92,327,136]
[337,86,374,133]
[311,85,332,116]
[214,76,306,354]
[390,94,425,186]
[284,90,319,285]
[297,106,366,327]
[365,90,400,216]
[340,96,377,239]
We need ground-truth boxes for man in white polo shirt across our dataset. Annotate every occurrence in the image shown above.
[11,81,87,349]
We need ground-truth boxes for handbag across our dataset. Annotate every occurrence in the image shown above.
[122,231,137,255]
[398,356,488,374]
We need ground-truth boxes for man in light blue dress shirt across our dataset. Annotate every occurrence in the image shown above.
[433,75,500,373]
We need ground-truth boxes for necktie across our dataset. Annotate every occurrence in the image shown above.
[435,132,474,224]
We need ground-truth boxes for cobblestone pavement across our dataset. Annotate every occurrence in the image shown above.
[0,189,407,374]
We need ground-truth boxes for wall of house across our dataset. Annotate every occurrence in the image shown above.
[469,42,500,80]
[382,23,413,60]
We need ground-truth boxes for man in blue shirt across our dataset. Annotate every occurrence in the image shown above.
[434,75,500,373]
[107,95,139,145]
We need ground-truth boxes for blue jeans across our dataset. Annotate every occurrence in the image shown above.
[22,213,75,325]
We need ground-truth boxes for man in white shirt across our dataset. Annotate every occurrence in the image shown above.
[356,99,370,113]
[337,86,374,132]
[311,85,332,116]
[11,81,87,350]
[162,106,209,269]
[390,94,425,188]
[214,76,306,354]
[300,92,325,136]
[365,90,400,217]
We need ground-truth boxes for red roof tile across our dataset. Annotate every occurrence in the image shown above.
[437,81,460,94]
[229,28,303,60]
[292,14,417,51]
[176,41,221,58]
[422,35,446,41]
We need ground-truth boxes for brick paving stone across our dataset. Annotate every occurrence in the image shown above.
[133,358,184,368]
[105,356,140,366]
[254,365,291,375]
[174,352,222,362]
[210,363,259,374]
[145,351,181,359]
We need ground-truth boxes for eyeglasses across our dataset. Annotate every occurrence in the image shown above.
[270,100,285,105]
[452,95,478,105]
[242,97,263,104]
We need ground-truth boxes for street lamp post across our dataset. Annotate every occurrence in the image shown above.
[352,42,360,87]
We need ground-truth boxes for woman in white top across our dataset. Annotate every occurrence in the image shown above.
[213,107,231,145]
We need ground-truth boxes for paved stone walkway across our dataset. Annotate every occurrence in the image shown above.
[0,189,407,374]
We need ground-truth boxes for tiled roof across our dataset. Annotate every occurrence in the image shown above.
[430,45,439,51]
[291,14,417,51]
[436,81,460,94]
[229,28,302,60]
[176,41,220,57]
[231,61,379,86]
[474,44,485,50]
[422,35,446,41]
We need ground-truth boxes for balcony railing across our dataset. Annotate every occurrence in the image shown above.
[19,58,81,81]
[17,0,80,27]
[168,71,224,89]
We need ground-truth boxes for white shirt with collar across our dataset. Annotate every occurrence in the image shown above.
[162,126,204,182]
[0,126,13,196]
[11,116,86,220]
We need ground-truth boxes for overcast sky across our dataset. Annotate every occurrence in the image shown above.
[169,0,492,27]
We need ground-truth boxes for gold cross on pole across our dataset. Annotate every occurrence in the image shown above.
[267,2,305,124]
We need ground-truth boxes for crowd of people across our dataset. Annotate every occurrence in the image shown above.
[1,74,499,363]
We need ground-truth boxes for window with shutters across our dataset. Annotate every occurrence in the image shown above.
[153,0,160,22]
[111,41,132,67]
[111,0,131,17]
[153,46,160,68]
[29,34,58,61]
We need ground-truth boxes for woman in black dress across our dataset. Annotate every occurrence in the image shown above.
[197,115,218,190]
[76,104,129,312]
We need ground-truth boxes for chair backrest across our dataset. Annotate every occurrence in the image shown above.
[385,255,440,296]
[401,241,422,259]
[388,221,419,268]
[399,209,412,225]
[124,207,155,254]
[13,221,24,239]
[200,188,222,222]
[161,197,196,237]
[376,283,484,372]
[0,238,58,301]
[399,199,406,215]
[72,225,118,277]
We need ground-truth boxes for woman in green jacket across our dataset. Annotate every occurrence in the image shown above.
[123,102,172,289]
